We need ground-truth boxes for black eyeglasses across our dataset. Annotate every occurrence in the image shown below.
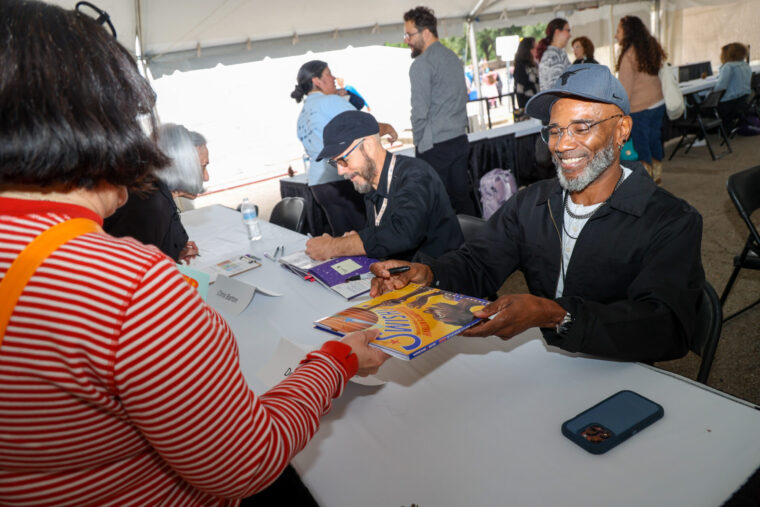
[328,139,365,169]
[76,1,117,39]
[403,31,419,40]
[540,114,623,144]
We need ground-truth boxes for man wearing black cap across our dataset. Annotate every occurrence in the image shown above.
[304,110,463,262]
[370,64,705,363]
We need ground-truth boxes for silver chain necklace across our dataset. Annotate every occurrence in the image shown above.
[563,170,624,220]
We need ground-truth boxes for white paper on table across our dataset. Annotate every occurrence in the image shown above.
[256,337,315,389]
[256,336,385,389]
[208,275,282,315]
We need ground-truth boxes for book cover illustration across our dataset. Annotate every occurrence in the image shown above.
[279,252,378,299]
[314,284,487,360]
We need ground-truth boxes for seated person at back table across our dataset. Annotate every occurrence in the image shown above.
[713,42,752,130]
[305,110,464,262]
[370,64,706,363]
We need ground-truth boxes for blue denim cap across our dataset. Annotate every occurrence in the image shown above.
[525,64,630,122]
[317,110,379,161]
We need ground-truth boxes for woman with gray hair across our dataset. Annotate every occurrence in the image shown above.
[104,123,208,262]
[159,123,210,199]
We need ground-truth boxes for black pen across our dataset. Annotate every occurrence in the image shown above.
[388,266,411,275]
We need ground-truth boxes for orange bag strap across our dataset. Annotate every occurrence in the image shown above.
[0,218,102,345]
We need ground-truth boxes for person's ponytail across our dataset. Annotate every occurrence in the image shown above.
[291,85,306,103]
[535,37,551,62]
[291,60,328,103]
[536,18,568,63]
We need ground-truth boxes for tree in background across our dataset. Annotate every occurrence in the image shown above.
[387,22,546,64]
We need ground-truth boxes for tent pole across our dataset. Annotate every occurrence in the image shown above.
[650,0,660,42]
[135,0,150,80]
[467,18,485,130]
[608,5,616,73]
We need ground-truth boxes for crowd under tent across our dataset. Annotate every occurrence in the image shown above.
[43,0,760,204]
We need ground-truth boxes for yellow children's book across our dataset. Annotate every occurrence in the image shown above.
[314,284,488,360]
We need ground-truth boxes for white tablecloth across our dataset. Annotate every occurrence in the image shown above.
[182,204,760,507]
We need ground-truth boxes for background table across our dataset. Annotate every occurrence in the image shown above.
[183,204,760,507]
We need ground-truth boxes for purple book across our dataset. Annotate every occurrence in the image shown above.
[308,256,378,287]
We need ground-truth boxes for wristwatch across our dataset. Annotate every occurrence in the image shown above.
[555,311,574,335]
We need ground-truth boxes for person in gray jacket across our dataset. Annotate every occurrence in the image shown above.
[403,6,477,216]
[536,18,572,91]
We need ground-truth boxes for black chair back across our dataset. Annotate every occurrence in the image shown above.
[751,72,760,91]
[691,281,723,384]
[457,214,487,244]
[699,89,725,112]
[728,165,760,227]
[270,197,307,234]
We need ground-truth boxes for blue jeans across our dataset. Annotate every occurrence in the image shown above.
[630,104,665,164]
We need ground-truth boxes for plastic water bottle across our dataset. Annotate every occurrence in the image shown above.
[302,152,311,172]
[240,198,262,241]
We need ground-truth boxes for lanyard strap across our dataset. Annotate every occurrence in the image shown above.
[374,154,397,227]
[0,218,101,345]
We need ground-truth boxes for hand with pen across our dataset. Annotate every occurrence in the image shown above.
[369,261,432,297]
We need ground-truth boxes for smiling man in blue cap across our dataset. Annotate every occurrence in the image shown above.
[305,110,463,262]
[370,64,705,363]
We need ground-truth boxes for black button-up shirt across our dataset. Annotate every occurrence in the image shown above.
[357,151,463,261]
[428,164,705,363]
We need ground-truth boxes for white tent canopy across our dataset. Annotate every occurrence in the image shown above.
[49,0,737,76]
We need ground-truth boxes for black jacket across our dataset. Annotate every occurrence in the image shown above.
[104,180,188,262]
[427,165,704,362]
[358,152,463,261]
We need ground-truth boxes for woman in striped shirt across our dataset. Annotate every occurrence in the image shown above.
[0,2,388,505]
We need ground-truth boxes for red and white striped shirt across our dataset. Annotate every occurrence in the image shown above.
[0,197,351,506]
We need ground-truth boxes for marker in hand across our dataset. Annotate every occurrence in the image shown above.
[345,272,374,282]
[387,266,410,275]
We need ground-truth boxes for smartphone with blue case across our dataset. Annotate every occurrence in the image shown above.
[561,390,664,454]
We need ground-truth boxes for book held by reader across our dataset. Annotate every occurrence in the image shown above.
[314,284,487,360]
[279,251,378,300]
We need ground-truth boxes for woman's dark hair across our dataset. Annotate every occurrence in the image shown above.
[615,15,666,75]
[403,6,438,38]
[514,37,537,66]
[721,42,748,64]
[290,60,328,103]
[0,0,168,189]
[572,36,595,59]
[536,18,568,62]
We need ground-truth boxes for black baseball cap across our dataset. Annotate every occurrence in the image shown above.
[316,110,380,161]
[525,64,630,123]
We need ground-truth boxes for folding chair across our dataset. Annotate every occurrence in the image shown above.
[269,197,307,234]
[456,214,498,301]
[691,281,723,384]
[669,89,732,161]
[457,214,487,244]
[748,73,760,114]
[720,165,760,322]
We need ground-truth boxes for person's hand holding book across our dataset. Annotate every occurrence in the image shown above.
[461,294,567,340]
[340,329,390,376]
[369,261,433,297]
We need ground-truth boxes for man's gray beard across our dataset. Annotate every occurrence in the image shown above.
[554,138,617,192]
[347,149,377,194]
